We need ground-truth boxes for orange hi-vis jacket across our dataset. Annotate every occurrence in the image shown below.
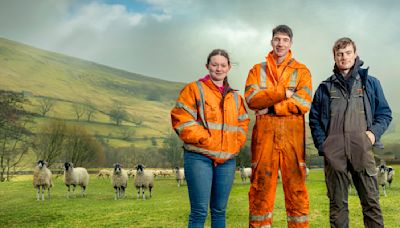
[171,77,250,164]
[245,51,312,228]
[245,51,312,115]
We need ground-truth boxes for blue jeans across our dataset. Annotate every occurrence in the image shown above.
[184,151,236,228]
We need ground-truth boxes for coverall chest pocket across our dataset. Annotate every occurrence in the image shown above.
[204,101,219,122]
[353,91,365,116]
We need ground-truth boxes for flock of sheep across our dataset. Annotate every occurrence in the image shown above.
[32,161,186,201]
[33,161,395,201]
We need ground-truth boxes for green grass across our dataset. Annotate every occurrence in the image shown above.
[1,167,399,227]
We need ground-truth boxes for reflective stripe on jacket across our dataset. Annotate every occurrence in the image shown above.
[245,51,312,115]
[171,77,250,164]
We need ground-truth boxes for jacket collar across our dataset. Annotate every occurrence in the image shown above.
[327,57,369,83]
[198,75,235,95]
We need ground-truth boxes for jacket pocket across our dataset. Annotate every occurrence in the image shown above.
[204,101,218,122]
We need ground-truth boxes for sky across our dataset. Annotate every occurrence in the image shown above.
[0,0,399,111]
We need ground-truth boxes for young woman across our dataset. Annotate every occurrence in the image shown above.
[171,49,250,227]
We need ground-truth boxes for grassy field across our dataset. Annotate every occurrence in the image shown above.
[0,167,399,228]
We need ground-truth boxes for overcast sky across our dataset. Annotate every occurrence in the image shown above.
[0,0,399,111]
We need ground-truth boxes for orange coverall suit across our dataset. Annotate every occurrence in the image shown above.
[245,51,312,228]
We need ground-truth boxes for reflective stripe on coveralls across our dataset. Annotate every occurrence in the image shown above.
[246,54,310,228]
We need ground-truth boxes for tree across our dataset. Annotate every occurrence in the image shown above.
[109,104,128,125]
[62,125,104,167]
[120,127,136,140]
[0,90,31,182]
[85,102,96,122]
[33,120,66,168]
[72,103,86,121]
[38,97,55,117]
[151,137,158,146]
[236,143,251,167]
[162,131,183,168]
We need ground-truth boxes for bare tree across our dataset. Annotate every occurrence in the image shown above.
[38,97,55,117]
[33,120,66,167]
[72,103,86,121]
[85,102,96,122]
[120,127,136,140]
[162,131,183,168]
[62,125,104,167]
[0,90,31,182]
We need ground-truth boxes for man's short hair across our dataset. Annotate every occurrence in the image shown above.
[333,37,356,54]
[272,25,293,40]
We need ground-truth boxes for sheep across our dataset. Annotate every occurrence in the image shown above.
[278,169,282,181]
[127,169,136,178]
[112,163,128,200]
[33,160,53,201]
[376,164,388,197]
[97,169,111,179]
[386,166,395,188]
[157,169,173,178]
[174,167,185,187]
[239,166,251,184]
[64,162,89,198]
[134,164,154,199]
[277,167,307,182]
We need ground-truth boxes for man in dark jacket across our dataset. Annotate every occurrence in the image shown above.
[309,37,392,227]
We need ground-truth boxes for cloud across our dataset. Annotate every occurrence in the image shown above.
[0,0,399,111]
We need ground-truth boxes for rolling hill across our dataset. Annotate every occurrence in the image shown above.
[0,37,185,147]
[0,37,398,162]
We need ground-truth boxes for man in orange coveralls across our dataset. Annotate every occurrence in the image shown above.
[245,25,312,228]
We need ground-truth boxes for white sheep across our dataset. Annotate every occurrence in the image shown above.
[239,166,251,184]
[174,167,185,187]
[158,169,173,178]
[97,169,111,179]
[112,163,128,200]
[33,160,53,201]
[134,164,154,199]
[64,162,89,198]
[377,165,388,197]
[386,166,395,188]
[127,169,136,178]
[278,169,282,181]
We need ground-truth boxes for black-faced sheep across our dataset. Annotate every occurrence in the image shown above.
[387,166,395,188]
[97,169,111,179]
[239,166,251,184]
[33,160,53,201]
[112,163,128,200]
[174,167,185,187]
[64,162,89,198]
[377,164,388,197]
[134,164,154,199]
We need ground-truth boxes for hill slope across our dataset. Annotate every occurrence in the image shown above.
[0,37,185,143]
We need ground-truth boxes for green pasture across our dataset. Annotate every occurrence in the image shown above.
[0,167,399,227]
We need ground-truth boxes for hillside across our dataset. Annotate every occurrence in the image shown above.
[0,37,186,147]
[0,37,399,160]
